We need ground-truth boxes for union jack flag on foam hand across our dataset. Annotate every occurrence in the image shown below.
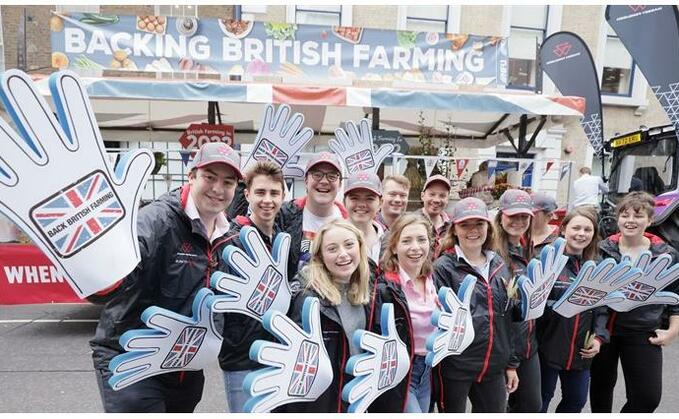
[517,238,568,321]
[343,304,410,413]
[108,288,225,391]
[244,297,333,413]
[329,119,395,175]
[0,70,153,297]
[243,104,314,178]
[607,251,679,312]
[211,226,293,321]
[553,258,643,318]
[426,275,477,368]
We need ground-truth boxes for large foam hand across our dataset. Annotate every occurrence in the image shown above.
[242,104,314,178]
[518,238,568,321]
[329,119,395,175]
[425,275,477,368]
[243,297,333,413]
[343,304,410,413]
[107,288,223,391]
[608,251,679,312]
[210,227,292,320]
[0,70,153,297]
[553,258,643,318]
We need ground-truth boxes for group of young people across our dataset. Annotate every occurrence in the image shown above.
[89,141,679,413]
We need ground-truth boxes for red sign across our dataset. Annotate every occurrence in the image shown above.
[178,124,235,166]
[0,244,83,304]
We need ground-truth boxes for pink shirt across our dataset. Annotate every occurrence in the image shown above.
[399,267,437,355]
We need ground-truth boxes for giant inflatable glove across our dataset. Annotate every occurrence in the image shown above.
[329,119,395,175]
[108,288,223,390]
[242,103,314,178]
[553,258,643,318]
[210,227,292,320]
[608,251,679,312]
[0,70,153,297]
[343,304,410,413]
[244,297,333,413]
[517,238,568,321]
[425,275,477,368]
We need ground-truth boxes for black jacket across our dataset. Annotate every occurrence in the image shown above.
[89,185,233,371]
[599,232,679,336]
[536,254,609,371]
[432,249,520,383]
[507,244,538,364]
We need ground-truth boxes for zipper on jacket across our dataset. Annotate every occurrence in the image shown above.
[525,319,533,359]
[393,292,416,413]
[337,336,348,412]
[205,236,234,286]
[565,313,581,370]
[476,263,504,383]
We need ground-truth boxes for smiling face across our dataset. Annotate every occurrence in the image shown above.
[395,223,430,276]
[305,163,341,207]
[244,174,284,225]
[345,189,382,225]
[382,179,409,218]
[188,164,238,218]
[454,218,489,255]
[617,207,652,239]
[501,212,531,239]
[562,215,595,255]
[321,226,361,283]
[421,183,450,218]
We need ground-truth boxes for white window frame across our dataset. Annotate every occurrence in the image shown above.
[241,5,266,21]
[595,6,648,108]
[396,6,461,33]
[286,5,352,26]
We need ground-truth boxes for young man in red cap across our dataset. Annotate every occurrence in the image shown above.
[89,142,242,413]
[419,174,452,257]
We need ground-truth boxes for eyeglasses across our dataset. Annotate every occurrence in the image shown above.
[309,171,341,182]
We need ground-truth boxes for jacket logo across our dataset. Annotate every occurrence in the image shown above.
[628,5,646,12]
[180,241,193,254]
[553,42,572,58]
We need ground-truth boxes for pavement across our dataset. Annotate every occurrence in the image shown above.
[1,303,679,413]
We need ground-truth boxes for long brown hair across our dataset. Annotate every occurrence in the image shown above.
[493,212,533,263]
[560,206,600,261]
[381,213,434,279]
[440,219,495,254]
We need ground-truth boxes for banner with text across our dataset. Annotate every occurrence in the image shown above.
[50,13,508,86]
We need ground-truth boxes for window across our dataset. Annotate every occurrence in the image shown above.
[405,6,449,33]
[507,5,549,90]
[241,5,266,21]
[601,23,635,96]
[154,5,198,17]
[295,5,342,26]
[56,5,100,13]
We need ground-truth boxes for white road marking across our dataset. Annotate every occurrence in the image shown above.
[0,319,98,323]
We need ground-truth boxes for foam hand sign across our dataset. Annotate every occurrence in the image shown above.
[517,238,568,321]
[0,70,153,298]
[243,104,314,178]
[425,276,477,368]
[608,251,679,312]
[244,297,333,413]
[329,119,395,175]
[210,226,292,320]
[343,304,410,413]
[108,288,222,390]
[553,258,643,318]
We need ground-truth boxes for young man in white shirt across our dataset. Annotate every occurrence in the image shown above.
[571,167,609,209]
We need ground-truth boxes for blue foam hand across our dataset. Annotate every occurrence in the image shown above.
[342,303,410,413]
[243,297,333,413]
[108,288,223,391]
[608,251,679,312]
[553,258,643,318]
[210,226,292,320]
[242,103,314,178]
[517,237,568,321]
[329,119,395,175]
[425,275,477,368]
[0,70,153,297]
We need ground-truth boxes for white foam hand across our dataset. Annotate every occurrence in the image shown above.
[210,226,292,320]
[243,297,333,413]
[329,119,395,175]
[0,70,153,297]
[553,258,643,318]
[518,238,568,321]
[425,275,477,368]
[243,104,314,178]
[342,303,410,413]
[608,251,679,312]
[107,288,223,390]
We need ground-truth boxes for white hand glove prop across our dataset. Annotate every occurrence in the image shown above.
[329,119,395,175]
[210,226,292,320]
[517,238,568,321]
[243,103,314,178]
[342,303,410,413]
[244,297,333,413]
[0,70,153,297]
[108,288,223,390]
[553,258,643,318]
[425,275,477,368]
[608,251,679,312]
